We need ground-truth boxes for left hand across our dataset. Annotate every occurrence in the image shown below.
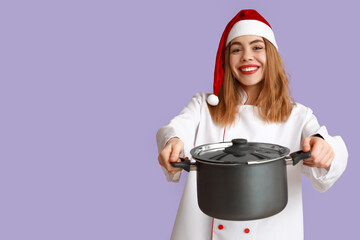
[302,136,335,171]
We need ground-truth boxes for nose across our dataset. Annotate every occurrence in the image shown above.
[241,49,254,61]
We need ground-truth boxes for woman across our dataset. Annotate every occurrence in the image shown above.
[156,9,348,240]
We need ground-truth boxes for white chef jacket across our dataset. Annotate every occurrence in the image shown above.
[156,92,348,240]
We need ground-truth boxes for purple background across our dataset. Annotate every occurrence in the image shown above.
[1,0,359,239]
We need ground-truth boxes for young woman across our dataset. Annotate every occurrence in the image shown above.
[156,9,348,240]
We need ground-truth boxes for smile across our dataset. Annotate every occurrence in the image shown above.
[241,67,258,72]
[239,65,260,75]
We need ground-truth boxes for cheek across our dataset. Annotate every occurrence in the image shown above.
[229,58,236,74]
[229,55,241,73]
[229,56,236,69]
[259,54,266,67]
[262,58,266,68]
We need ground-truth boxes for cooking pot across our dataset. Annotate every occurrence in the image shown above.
[171,138,311,221]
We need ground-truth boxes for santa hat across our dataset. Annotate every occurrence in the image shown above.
[207,9,278,106]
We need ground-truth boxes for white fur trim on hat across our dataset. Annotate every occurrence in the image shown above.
[226,20,278,49]
[207,94,219,106]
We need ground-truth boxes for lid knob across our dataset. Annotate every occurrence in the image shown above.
[232,138,247,146]
[224,138,254,156]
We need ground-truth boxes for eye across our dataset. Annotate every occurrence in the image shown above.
[231,48,242,53]
[253,46,264,50]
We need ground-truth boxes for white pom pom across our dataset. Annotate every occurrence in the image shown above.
[207,94,219,106]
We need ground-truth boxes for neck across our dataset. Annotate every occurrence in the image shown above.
[242,85,261,105]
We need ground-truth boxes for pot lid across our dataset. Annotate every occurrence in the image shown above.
[190,138,290,164]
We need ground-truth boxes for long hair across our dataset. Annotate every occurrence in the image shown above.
[208,38,293,127]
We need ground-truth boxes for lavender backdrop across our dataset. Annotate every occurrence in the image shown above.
[1,0,358,239]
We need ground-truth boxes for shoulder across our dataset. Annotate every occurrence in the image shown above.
[289,102,314,121]
[180,92,210,114]
[192,92,209,101]
[291,102,313,114]
[189,92,210,105]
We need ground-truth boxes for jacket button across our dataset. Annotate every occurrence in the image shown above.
[218,224,224,230]
[244,228,250,234]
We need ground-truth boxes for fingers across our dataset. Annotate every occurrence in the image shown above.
[319,147,335,170]
[309,139,325,162]
[302,137,335,170]
[302,137,312,152]
[169,142,183,162]
[158,145,172,170]
[158,138,184,175]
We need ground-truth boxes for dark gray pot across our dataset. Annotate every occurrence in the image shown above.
[172,139,310,220]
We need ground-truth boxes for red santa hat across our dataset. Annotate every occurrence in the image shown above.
[207,9,278,106]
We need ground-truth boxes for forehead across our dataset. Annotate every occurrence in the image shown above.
[230,35,264,45]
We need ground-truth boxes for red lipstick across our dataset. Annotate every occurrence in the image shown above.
[238,64,260,75]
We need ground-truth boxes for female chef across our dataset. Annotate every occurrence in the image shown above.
[156,9,348,240]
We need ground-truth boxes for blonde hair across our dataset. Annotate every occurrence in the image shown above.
[208,38,293,126]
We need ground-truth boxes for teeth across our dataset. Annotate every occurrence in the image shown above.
[240,67,258,72]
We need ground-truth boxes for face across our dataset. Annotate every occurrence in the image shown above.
[229,35,266,92]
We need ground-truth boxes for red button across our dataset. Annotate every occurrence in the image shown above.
[218,224,224,230]
[244,228,250,234]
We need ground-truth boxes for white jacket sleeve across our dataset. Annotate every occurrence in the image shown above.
[156,93,203,182]
[301,108,348,192]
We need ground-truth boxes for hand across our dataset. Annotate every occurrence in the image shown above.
[158,137,184,175]
[302,136,335,171]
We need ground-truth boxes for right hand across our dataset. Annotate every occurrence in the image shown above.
[158,137,184,175]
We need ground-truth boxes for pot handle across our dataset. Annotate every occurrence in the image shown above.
[287,150,311,166]
[171,158,197,172]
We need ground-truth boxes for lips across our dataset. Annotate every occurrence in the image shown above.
[239,64,260,75]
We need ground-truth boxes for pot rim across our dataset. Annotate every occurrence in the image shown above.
[193,156,287,165]
[190,140,291,165]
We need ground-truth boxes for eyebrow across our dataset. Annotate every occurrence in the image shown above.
[230,39,265,47]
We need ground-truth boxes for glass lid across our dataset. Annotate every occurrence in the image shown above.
[190,138,290,164]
